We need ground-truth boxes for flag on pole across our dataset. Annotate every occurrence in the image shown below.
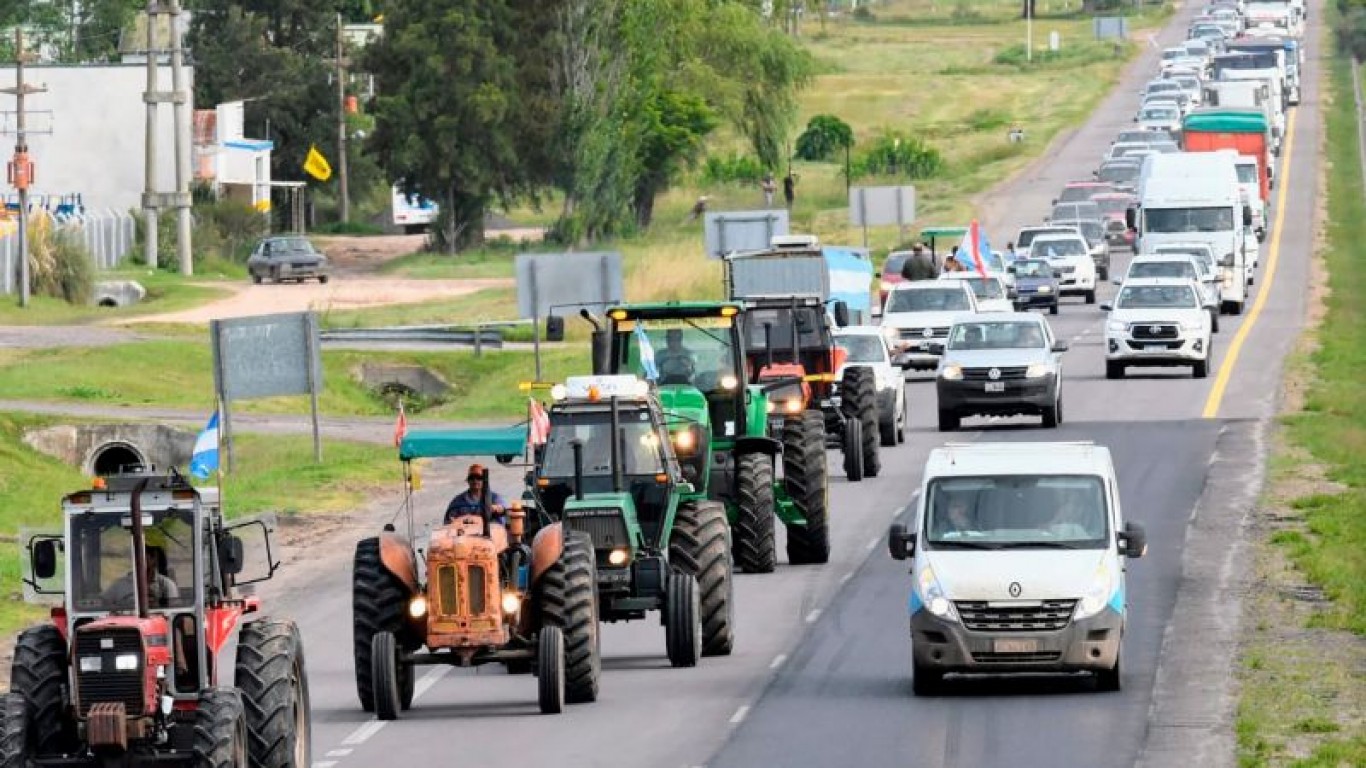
[393,400,408,448]
[189,409,221,481]
[529,398,551,446]
[634,323,660,381]
[965,219,989,278]
[303,145,333,181]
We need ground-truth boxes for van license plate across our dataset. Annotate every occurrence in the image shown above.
[984,382,1005,393]
[993,639,1039,653]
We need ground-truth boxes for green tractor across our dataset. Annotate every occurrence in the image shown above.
[575,302,829,574]
[532,374,734,666]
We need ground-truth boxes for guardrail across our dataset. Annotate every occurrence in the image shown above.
[320,320,530,355]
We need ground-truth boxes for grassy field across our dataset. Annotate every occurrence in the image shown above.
[0,269,234,326]
[1234,53,1366,767]
[0,412,403,638]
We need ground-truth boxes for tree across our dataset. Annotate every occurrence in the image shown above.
[363,0,526,252]
[632,89,719,227]
[794,114,854,162]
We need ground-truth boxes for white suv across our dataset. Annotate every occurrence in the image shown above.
[1030,233,1098,304]
[1102,277,1213,379]
[881,281,979,372]
[834,326,907,446]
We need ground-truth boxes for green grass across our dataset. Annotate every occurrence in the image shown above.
[1234,52,1366,768]
[0,269,234,326]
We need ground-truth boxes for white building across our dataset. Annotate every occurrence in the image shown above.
[193,101,272,211]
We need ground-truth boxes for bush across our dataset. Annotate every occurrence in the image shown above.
[852,5,875,21]
[699,153,766,185]
[795,114,855,162]
[28,218,93,304]
[850,131,944,180]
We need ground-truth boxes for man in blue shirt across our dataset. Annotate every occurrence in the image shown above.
[444,463,508,526]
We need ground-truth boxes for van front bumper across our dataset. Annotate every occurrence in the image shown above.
[910,607,1122,674]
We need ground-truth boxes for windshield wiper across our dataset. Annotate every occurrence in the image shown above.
[929,540,1000,550]
[994,541,1086,549]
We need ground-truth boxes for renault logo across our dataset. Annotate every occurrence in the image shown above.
[1008,581,1022,597]
[988,368,1002,380]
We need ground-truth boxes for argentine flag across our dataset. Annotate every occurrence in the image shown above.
[634,323,660,381]
[189,410,221,481]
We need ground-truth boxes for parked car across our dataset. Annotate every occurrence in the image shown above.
[247,236,332,284]
[834,326,908,446]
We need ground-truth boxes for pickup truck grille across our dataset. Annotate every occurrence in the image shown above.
[962,366,1028,381]
[1131,323,1179,340]
[899,327,950,341]
[954,599,1077,632]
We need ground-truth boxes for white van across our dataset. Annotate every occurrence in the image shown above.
[888,442,1147,695]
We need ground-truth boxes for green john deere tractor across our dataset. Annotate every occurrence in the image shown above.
[575,302,829,574]
[532,374,734,665]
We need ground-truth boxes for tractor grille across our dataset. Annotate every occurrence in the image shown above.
[467,565,487,615]
[564,508,631,550]
[954,600,1077,633]
[436,566,459,616]
[74,629,144,717]
[1131,323,1179,340]
[962,366,1028,381]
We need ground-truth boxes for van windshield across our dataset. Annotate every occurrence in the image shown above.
[925,475,1109,549]
[1144,207,1235,233]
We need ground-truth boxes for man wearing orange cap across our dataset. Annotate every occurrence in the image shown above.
[444,463,508,525]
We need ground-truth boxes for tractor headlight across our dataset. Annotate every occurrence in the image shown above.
[766,400,776,414]
[501,592,522,615]
[784,397,803,414]
[940,365,963,381]
[114,653,139,672]
[720,374,739,390]
[550,384,568,402]
[673,428,696,452]
[408,595,428,619]
[79,656,102,673]
[608,548,629,566]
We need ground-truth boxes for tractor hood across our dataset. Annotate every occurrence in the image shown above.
[656,384,711,428]
[562,492,639,551]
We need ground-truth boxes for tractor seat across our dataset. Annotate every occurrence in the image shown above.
[439,516,509,555]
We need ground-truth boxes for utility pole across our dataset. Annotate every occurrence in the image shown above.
[143,1,161,269]
[334,12,350,224]
[2,29,46,308]
[169,0,192,275]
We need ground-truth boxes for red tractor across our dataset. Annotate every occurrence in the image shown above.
[2,468,311,768]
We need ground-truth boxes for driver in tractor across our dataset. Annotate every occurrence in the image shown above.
[444,463,508,526]
[656,329,698,385]
[102,543,181,609]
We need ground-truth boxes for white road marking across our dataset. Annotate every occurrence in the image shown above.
[770,653,788,670]
[413,665,451,698]
[325,750,353,758]
[312,762,338,768]
[839,571,854,585]
[865,535,880,551]
[729,705,751,725]
[805,608,822,624]
[340,719,387,747]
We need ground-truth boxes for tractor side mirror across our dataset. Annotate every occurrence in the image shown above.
[33,540,57,579]
[219,535,245,576]
[1119,521,1148,558]
[590,329,610,375]
[545,315,565,343]
[888,523,916,561]
[833,300,851,328]
[495,454,517,466]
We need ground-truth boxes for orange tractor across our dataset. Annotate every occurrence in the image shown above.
[351,426,601,717]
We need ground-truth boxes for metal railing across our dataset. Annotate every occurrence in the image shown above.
[319,320,530,355]
[0,210,137,294]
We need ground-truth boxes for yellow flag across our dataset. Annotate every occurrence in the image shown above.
[303,145,333,181]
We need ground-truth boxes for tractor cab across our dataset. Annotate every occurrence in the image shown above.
[736,294,848,431]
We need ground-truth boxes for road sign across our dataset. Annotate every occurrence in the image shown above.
[704,210,790,259]
[515,251,624,381]
[848,185,916,247]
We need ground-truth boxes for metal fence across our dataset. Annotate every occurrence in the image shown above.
[0,210,137,294]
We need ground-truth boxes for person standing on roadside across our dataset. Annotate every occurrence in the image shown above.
[761,173,777,207]
[783,172,797,208]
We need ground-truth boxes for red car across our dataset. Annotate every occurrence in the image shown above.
[1091,192,1138,249]
[1053,180,1118,207]
[880,250,914,306]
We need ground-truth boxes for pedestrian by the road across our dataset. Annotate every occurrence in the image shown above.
[783,172,797,208]
[1004,241,1019,263]
[761,173,777,207]
[689,195,710,222]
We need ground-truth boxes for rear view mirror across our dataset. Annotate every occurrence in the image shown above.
[1051,341,1070,353]
[1100,303,1114,312]
[545,315,565,342]
[833,300,851,328]
[1243,206,1254,226]
[33,540,57,579]
[888,523,916,560]
[1119,521,1148,558]
[219,535,245,576]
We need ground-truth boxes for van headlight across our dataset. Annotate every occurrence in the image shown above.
[1024,363,1052,379]
[940,365,963,381]
[1075,563,1116,620]
[917,564,957,621]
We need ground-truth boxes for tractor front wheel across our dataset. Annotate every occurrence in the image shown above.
[671,501,734,657]
[1,692,33,765]
[193,688,250,768]
[732,452,776,574]
[236,620,312,768]
[352,537,412,713]
[842,417,865,481]
[840,367,881,478]
[538,531,601,704]
[664,573,702,668]
[536,627,566,715]
[9,625,75,756]
[370,632,405,722]
[784,411,830,565]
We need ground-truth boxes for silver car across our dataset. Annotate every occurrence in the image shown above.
[935,314,1069,431]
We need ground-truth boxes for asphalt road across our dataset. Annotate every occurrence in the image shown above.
[258,4,1322,768]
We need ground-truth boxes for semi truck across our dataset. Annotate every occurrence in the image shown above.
[1181,109,1272,241]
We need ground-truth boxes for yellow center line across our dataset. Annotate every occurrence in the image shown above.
[1200,105,1300,419]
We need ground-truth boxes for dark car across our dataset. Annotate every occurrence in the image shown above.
[934,315,1069,431]
[247,236,332,284]
[1008,258,1062,315]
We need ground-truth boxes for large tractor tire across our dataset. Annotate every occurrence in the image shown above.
[370,632,407,721]
[783,411,830,565]
[536,626,566,715]
[842,417,864,481]
[670,501,735,657]
[839,367,881,479]
[664,573,702,669]
[1,692,32,766]
[236,620,312,768]
[352,537,413,713]
[9,625,74,756]
[732,452,776,574]
[193,688,250,768]
[538,531,601,704]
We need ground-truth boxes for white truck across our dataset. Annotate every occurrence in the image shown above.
[1209,74,1284,154]
[1131,152,1251,315]
[391,183,438,234]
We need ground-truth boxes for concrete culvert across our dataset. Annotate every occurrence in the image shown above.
[91,442,147,476]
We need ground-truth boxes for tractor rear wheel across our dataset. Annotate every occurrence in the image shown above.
[842,417,865,481]
[536,626,566,715]
[193,688,250,768]
[840,367,881,478]
[352,537,411,713]
[732,452,776,574]
[784,411,830,565]
[236,620,311,768]
[9,625,75,756]
[370,632,404,721]
[664,573,702,668]
[1,692,33,765]
[538,531,600,704]
[670,501,734,657]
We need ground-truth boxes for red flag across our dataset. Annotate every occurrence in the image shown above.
[529,398,551,446]
[393,400,408,448]
[969,219,988,278]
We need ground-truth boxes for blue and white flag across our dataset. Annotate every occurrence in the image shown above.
[189,409,221,480]
[634,323,660,381]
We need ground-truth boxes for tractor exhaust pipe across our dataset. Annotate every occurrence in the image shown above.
[571,440,585,501]
[790,298,800,364]
[609,397,623,494]
[763,322,774,371]
[479,466,492,536]
[129,477,152,619]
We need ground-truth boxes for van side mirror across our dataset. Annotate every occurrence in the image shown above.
[888,523,916,560]
[1100,303,1113,312]
[1119,521,1148,558]
[833,300,851,328]
[545,315,565,343]
[1243,206,1253,226]
[219,535,245,576]
[33,540,57,579]
[1051,341,1070,353]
